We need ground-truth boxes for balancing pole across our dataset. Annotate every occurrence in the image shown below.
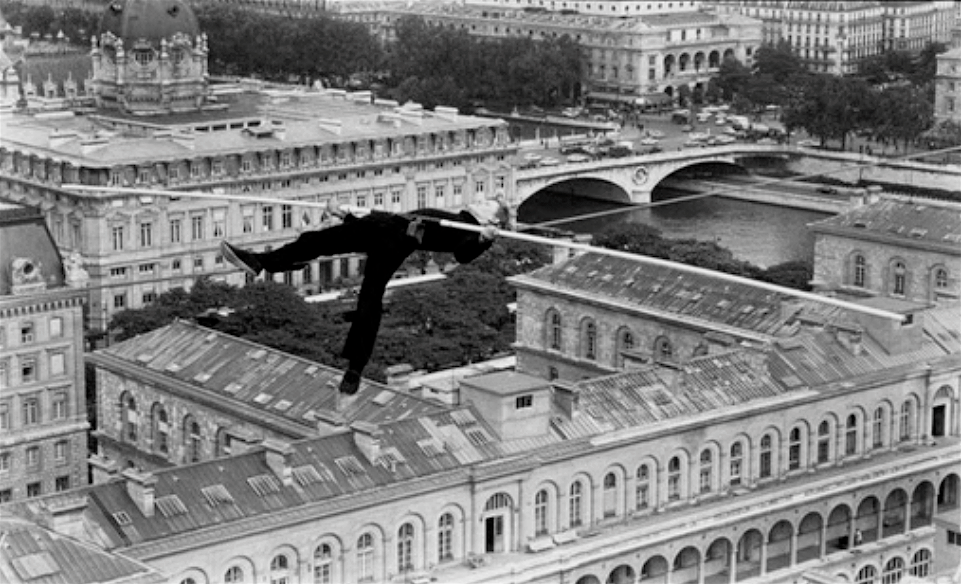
[62,184,905,322]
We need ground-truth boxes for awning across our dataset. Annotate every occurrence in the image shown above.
[587,91,672,106]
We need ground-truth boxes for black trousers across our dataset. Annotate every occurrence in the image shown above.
[258,213,419,374]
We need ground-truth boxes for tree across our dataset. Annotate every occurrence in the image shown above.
[753,40,805,86]
[760,260,812,291]
[713,57,752,103]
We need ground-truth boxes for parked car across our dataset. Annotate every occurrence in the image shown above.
[798,139,820,148]
[816,186,839,195]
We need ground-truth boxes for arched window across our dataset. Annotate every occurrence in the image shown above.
[534,489,549,535]
[549,311,562,350]
[583,320,597,360]
[438,513,454,563]
[934,267,949,290]
[846,414,859,456]
[789,428,802,470]
[882,557,904,584]
[699,450,713,494]
[668,457,682,500]
[899,400,913,442]
[729,442,744,486]
[654,336,673,361]
[152,404,168,454]
[856,565,878,584]
[186,418,203,463]
[485,493,512,511]
[892,261,907,296]
[603,472,618,517]
[569,481,583,527]
[122,394,138,442]
[636,464,651,509]
[314,544,333,584]
[548,366,558,381]
[873,407,885,449]
[853,254,867,287]
[817,421,831,464]
[270,554,291,584]
[621,329,634,352]
[397,523,414,573]
[759,435,773,479]
[909,549,931,578]
[357,533,374,583]
[224,566,244,584]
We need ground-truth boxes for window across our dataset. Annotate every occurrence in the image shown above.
[224,567,244,584]
[54,440,68,464]
[154,407,169,454]
[172,259,182,271]
[193,257,204,270]
[853,254,866,287]
[188,420,203,462]
[49,317,63,338]
[282,205,293,229]
[0,489,10,503]
[114,294,126,309]
[892,261,907,295]
[515,395,533,409]
[818,421,831,463]
[21,322,34,344]
[262,206,274,231]
[50,353,65,376]
[27,482,41,498]
[269,554,291,584]
[314,544,333,584]
[654,336,673,360]
[55,476,70,491]
[109,267,128,279]
[789,428,802,470]
[139,222,153,247]
[730,442,743,486]
[190,161,201,179]
[583,321,597,360]
[191,215,204,240]
[857,565,878,584]
[569,481,583,527]
[0,452,10,473]
[760,435,773,478]
[603,472,618,516]
[397,523,415,571]
[51,392,66,420]
[22,397,39,425]
[26,446,40,468]
[873,407,885,448]
[636,464,650,509]
[0,402,8,429]
[846,414,858,455]
[549,312,562,350]
[169,218,182,244]
[438,513,454,562]
[21,358,37,383]
[699,450,713,493]
[934,268,949,290]
[668,457,682,501]
[900,400,912,441]
[124,396,137,441]
[882,557,904,584]
[213,209,226,238]
[534,489,549,535]
[357,533,374,582]
[910,549,931,578]
[417,185,428,208]
[112,225,124,250]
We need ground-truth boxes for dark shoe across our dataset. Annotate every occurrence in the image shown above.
[221,241,262,276]
[339,369,362,395]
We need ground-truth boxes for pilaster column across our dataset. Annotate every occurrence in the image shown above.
[728,542,737,584]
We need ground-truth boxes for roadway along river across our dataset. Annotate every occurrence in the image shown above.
[518,185,833,269]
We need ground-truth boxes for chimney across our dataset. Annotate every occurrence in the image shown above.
[44,496,88,539]
[835,324,864,356]
[262,437,294,486]
[225,426,262,455]
[351,421,382,464]
[122,468,157,518]
[270,120,286,140]
[553,381,579,418]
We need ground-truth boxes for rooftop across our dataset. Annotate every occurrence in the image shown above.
[808,198,961,252]
[91,320,447,432]
[0,203,65,296]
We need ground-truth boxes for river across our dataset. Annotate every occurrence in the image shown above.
[518,187,832,269]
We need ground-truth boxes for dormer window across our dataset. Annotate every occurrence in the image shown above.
[133,49,154,67]
[515,395,533,409]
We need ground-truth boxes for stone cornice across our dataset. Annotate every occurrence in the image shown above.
[810,223,961,256]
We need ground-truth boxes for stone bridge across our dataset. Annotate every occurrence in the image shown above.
[510,144,961,208]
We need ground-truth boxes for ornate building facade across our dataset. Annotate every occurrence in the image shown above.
[2,255,959,583]
[0,203,89,503]
[0,0,518,334]
[809,197,961,306]
[336,0,763,105]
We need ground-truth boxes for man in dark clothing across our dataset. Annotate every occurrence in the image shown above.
[221,198,511,395]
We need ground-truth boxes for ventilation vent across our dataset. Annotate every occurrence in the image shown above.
[224,382,243,394]
[155,495,188,517]
[450,409,476,426]
[193,372,212,384]
[247,474,281,497]
[335,456,366,476]
[465,427,491,446]
[272,399,292,412]
[112,511,132,526]
[201,484,235,507]
[379,447,407,468]
[417,438,446,458]
[249,349,267,359]
[254,393,273,405]
[292,464,325,486]
[372,390,394,406]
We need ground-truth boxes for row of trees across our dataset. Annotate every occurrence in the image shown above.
[110,223,810,380]
[0,1,100,44]
[711,40,951,151]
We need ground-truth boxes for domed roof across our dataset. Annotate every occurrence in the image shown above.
[99,0,199,45]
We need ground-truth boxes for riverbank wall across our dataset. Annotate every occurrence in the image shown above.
[663,179,854,214]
